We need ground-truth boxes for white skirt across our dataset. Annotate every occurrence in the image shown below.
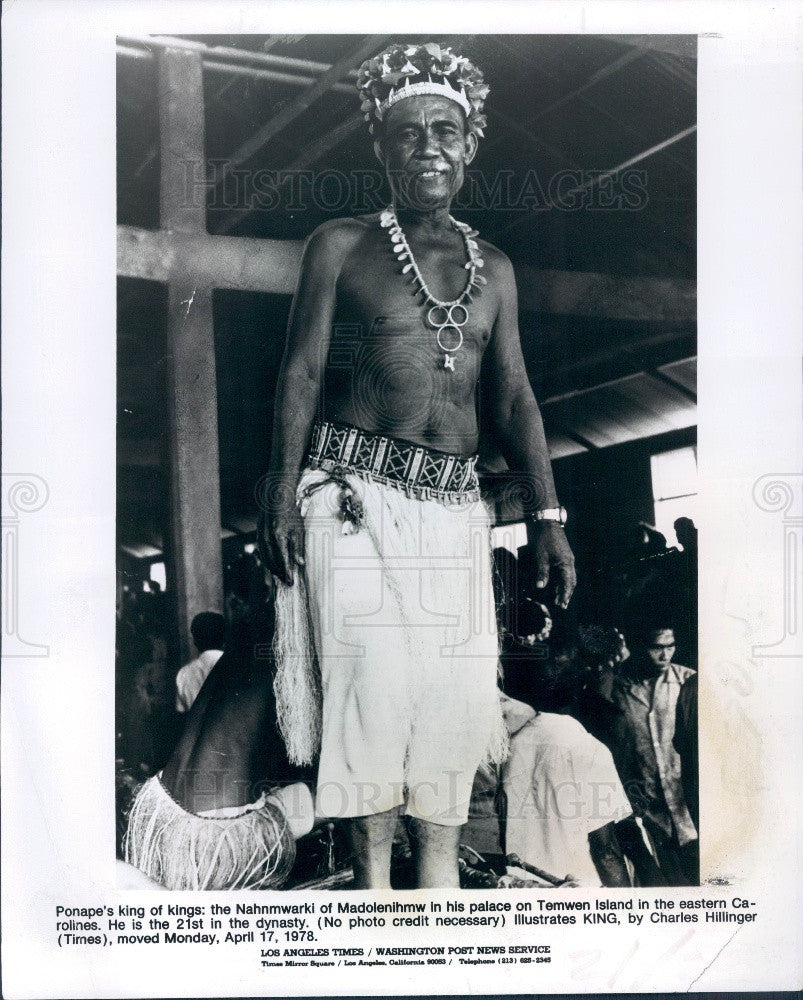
[273,467,508,826]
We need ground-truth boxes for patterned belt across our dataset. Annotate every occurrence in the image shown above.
[307,420,480,505]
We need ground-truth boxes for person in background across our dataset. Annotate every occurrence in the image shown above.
[596,618,698,885]
[673,516,698,555]
[175,612,226,714]
[499,654,633,887]
[671,516,699,669]
[125,604,314,891]
[673,669,699,833]
[499,596,553,707]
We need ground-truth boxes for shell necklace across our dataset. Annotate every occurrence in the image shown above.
[380,206,487,372]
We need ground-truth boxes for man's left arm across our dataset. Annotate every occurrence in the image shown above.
[483,252,576,608]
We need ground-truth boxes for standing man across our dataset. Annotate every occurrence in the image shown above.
[596,620,698,885]
[261,42,575,888]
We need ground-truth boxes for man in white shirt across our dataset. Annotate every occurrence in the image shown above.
[596,623,698,885]
[175,612,226,713]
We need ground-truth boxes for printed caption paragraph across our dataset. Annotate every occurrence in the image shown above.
[55,896,760,966]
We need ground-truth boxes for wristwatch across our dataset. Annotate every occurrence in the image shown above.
[531,506,568,526]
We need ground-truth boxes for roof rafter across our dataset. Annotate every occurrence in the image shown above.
[212,34,391,190]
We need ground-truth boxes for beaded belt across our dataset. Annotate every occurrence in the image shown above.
[307,420,480,505]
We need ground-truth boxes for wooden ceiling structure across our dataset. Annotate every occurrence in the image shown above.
[116,34,696,658]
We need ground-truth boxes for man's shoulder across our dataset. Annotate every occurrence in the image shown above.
[177,655,202,678]
[604,670,630,694]
[468,239,517,309]
[299,216,376,278]
[666,662,695,684]
[305,215,375,252]
[199,648,224,669]
[528,710,591,746]
[470,236,513,279]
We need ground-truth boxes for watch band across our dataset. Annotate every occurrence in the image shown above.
[531,506,567,525]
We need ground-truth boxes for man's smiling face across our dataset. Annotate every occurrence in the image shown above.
[376,95,478,210]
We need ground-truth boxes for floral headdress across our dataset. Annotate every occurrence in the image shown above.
[357,42,489,137]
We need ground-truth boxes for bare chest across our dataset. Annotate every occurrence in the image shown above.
[334,230,497,359]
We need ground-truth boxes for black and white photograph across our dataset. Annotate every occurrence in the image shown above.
[115,33,699,893]
[2,2,801,997]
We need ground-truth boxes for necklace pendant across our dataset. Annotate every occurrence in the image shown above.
[443,353,456,371]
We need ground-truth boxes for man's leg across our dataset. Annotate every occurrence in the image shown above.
[615,818,668,886]
[678,837,700,886]
[408,818,462,888]
[645,821,688,886]
[348,807,401,889]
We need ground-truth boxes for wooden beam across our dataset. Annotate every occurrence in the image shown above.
[517,267,695,323]
[117,43,356,94]
[216,112,366,235]
[164,280,225,665]
[120,34,358,81]
[285,112,364,172]
[118,225,304,294]
[158,46,207,233]
[261,35,305,55]
[624,36,697,64]
[489,44,691,183]
[157,46,224,662]
[480,42,693,184]
[648,366,697,403]
[491,107,583,171]
[118,224,693,322]
[531,332,697,396]
[526,49,645,124]
[650,51,697,90]
[564,125,697,197]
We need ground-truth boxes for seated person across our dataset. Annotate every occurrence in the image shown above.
[501,657,633,887]
[175,611,226,713]
[499,597,553,706]
[468,650,632,887]
[572,625,633,742]
[124,607,314,890]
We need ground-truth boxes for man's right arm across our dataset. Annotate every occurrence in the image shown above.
[260,222,347,584]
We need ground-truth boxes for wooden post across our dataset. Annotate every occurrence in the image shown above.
[158,46,223,662]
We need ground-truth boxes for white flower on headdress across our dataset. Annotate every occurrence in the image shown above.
[422,41,443,59]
